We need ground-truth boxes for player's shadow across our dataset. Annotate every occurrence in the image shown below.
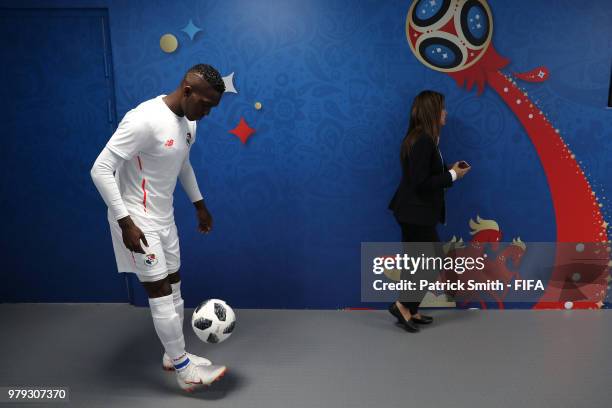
[178,370,244,401]
[99,327,246,400]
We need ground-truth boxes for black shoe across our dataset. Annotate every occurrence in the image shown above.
[411,314,434,325]
[388,303,402,321]
[388,303,420,333]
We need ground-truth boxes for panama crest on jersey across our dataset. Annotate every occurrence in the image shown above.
[144,253,158,267]
[186,132,192,146]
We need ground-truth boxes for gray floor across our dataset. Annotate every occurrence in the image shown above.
[0,304,610,408]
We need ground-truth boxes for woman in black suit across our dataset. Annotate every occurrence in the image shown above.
[388,90,470,332]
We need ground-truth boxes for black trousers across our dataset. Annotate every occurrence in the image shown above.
[398,223,440,315]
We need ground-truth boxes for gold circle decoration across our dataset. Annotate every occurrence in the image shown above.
[160,34,178,53]
[254,102,262,110]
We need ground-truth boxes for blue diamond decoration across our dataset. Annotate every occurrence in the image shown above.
[181,19,202,41]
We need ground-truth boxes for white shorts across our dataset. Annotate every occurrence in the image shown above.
[109,221,181,283]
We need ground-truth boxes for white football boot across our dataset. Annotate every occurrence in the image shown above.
[175,362,228,392]
[162,352,212,371]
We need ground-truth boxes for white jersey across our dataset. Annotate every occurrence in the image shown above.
[105,95,197,231]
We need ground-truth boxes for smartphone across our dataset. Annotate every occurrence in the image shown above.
[458,161,470,169]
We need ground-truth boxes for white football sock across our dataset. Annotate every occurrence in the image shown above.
[171,282,184,327]
[148,294,189,370]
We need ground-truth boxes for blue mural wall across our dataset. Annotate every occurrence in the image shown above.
[2,0,611,308]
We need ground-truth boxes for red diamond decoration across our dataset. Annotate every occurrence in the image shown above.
[229,117,255,144]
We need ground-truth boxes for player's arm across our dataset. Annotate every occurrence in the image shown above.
[90,148,149,253]
[178,157,212,234]
[91,110,151,253]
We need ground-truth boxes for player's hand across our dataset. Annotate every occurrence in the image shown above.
[118,216,148,253]
[451,161,471,179]
[196,207,213,234]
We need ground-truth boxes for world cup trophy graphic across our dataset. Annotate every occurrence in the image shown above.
[406,0,610,309]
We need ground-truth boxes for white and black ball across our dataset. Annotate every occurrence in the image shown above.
[191,299,236,344]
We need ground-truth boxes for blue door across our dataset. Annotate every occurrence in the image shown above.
[0,8,128,302]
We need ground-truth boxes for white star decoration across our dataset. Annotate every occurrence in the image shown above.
[222,72,238,94]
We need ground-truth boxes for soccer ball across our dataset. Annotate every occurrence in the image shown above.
[191,299,236,344]
[406,0,493,72]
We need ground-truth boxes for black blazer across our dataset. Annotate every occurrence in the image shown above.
[388,134,453,226]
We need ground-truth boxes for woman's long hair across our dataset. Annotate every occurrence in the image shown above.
[400,90,445,161]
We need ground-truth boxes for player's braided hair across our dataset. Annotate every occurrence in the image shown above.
[186,64,225,93]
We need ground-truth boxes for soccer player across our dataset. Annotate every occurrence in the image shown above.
[91,64,227,392]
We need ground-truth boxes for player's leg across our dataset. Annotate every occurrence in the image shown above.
[162,225,212,368]
[163,224,184,325]
[168,271,183,326]
[110,221,192,356]
[140,272,226,390]
[157,225,224,388]
[107,218,225,390]
[137,258,190,373]
[160,269,213,370]
[141,276,172,297]
[162,226,189,367]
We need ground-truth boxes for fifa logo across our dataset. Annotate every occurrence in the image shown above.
[406,0,493,73]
